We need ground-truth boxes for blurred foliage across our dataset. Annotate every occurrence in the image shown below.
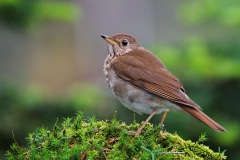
[67,83,105,111]
[180,0,240,27]
[5,112,226,159]
[149,1,240,159]
[0,0,80,30]
[0,82,110,158]
[152,37,240,80]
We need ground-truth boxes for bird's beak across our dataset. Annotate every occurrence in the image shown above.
[101,34,119,46]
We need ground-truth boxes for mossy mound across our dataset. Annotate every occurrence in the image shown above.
[6,112,226,160]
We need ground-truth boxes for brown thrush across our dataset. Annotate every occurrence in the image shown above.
[101,33,226,135]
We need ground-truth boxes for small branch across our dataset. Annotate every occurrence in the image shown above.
[12,130,20,148]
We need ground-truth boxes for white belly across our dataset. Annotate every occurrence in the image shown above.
[106,69,182,115]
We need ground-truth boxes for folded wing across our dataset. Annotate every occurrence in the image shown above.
[111,49,226,132]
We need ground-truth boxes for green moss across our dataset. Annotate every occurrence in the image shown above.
[5,112,226,160]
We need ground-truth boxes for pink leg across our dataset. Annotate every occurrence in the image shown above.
[131,108,158,136]
[160,111,168,126]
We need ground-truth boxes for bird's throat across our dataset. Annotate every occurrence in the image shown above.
[108,44,116,58]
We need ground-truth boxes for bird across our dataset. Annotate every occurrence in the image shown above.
[101,33,226,135]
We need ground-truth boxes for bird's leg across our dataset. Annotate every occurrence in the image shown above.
[160,111,168,128]
[130,108,158,136]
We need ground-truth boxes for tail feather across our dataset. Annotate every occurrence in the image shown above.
[180,105,227,132]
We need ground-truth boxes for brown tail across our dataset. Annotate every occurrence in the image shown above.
[180,105,227,132]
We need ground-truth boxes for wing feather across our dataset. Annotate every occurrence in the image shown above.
[112,49,199,109]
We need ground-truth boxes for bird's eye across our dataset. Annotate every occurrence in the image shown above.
[122,40,128,46]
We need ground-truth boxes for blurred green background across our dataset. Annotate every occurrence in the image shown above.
[0,0,239,159]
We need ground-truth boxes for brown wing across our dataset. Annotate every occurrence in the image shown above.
[112,49,200,109]
[111,49,228,132]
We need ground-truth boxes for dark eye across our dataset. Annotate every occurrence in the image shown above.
[122,40,128,46]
